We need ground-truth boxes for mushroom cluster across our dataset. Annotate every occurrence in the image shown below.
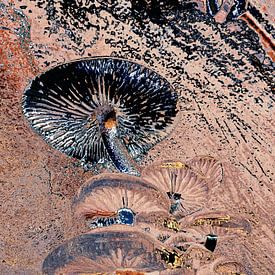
[22,57,246,274]
[41,155,241,273]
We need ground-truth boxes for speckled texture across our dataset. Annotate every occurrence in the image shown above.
[0,0,274,274]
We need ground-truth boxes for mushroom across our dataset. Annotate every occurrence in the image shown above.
[73,173,177,239]
[183,244,214,271]
[176,211,251,252]
[141,160,208,218]
[187,257,250,275]
[179,210,252,235]
[185,156,223,190]
[22,57,178,175]
[42,226,168,274]
[164,231,199,253]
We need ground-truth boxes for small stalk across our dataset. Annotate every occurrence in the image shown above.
[97,107,140,176]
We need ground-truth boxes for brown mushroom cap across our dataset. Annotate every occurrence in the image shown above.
[185,156,223,190]
[141,160,208,218]
[72,173,174,239]
[73,173,171,218]
[42,226,167,274]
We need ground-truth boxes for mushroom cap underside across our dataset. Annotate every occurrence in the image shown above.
[73,173,171,218]
[141,160,208,217]
[185,156,223,190]
[22,57,178,166]
[42,227,167,274]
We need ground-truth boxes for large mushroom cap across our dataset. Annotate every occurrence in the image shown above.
[73,173,170,221]
[42,226,167,274]
[141,160,208,218]
[22,57,178,168]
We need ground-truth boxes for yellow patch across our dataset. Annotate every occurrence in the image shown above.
[104,117,117,129]
[163,218,180,232]
[192,215,231,226]
[160,161,186,169]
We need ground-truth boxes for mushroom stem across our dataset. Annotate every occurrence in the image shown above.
[100,127,141,176]
[96,108,140,175]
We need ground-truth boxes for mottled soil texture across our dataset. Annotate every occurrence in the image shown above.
[0,0,274,274]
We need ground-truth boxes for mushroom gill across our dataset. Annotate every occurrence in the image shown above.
[73,173,171,233]
[141,160,208,218]
[42,227,167,274]
[185,156,223,190]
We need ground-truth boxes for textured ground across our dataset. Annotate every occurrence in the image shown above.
[0,0,274,274]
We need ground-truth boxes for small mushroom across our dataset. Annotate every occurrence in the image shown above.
[42,226,167,274]
[159,242,213,272]
[141,160,208,218]
[163,227,217,253]
[184,244,214,271]
[193,257,250,275]
[73,173,172,237]
[156,247,185,270]
[176,211,251,253]
[185,156,223,190]
[22,57,178,175]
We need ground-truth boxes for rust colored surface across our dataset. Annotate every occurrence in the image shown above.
[239,11,275,62]
[0,0,274,274]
